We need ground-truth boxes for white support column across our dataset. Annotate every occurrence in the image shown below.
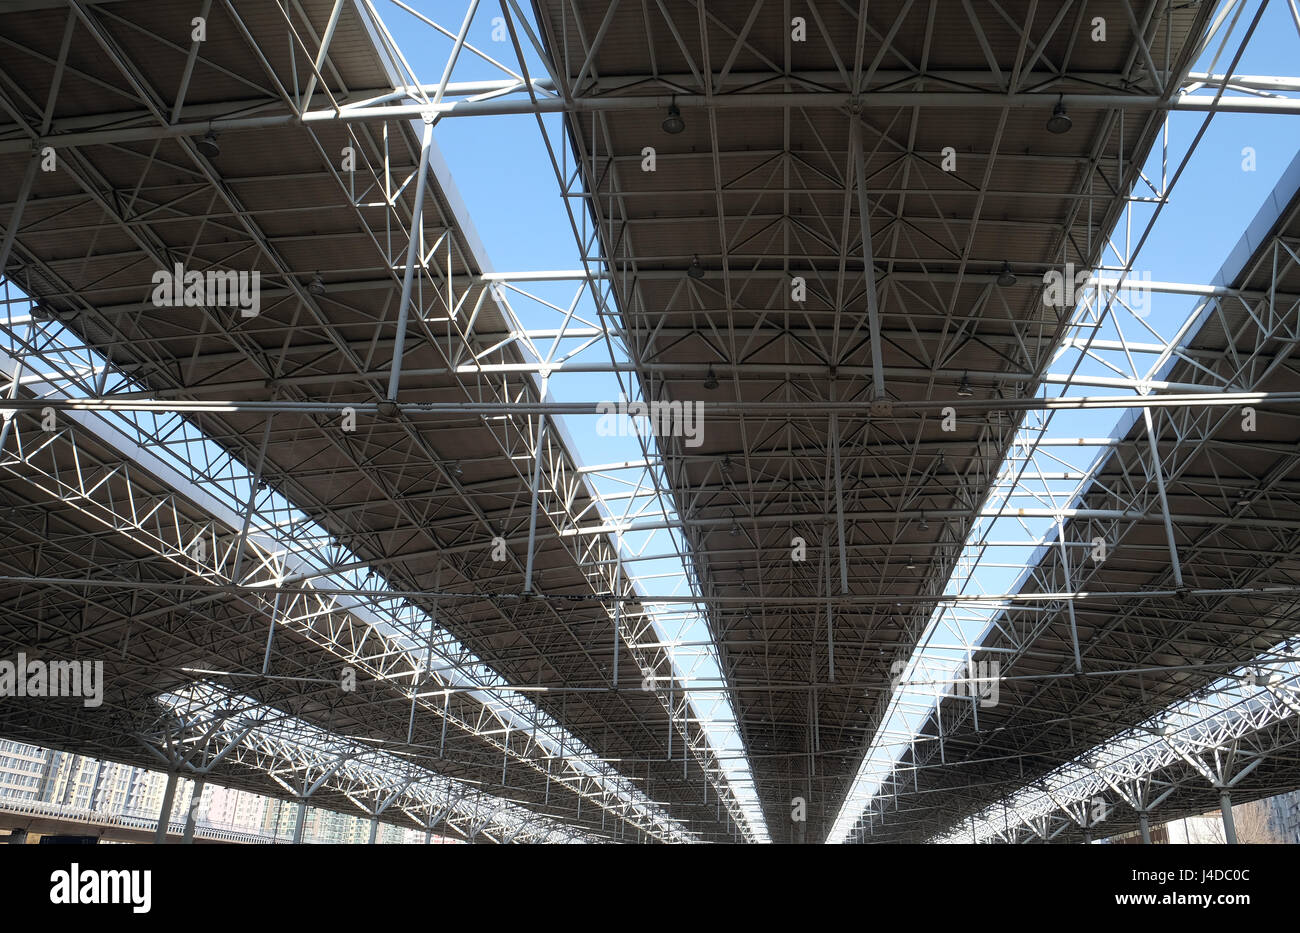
[1219,791,1237,845]
[182,778,205,844]
[154,770,178,844]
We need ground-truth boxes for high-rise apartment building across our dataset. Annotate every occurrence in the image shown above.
[2,739,457,843]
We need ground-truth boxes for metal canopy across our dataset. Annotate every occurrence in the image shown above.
[0,0,744,842]
[861,154,1300,843]
[528,0,1219,840]
[0,0,1297,847]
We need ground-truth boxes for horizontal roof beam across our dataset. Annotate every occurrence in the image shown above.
[6,91,1298,154]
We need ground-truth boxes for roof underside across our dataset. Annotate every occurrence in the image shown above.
[3,0,1298,847]
[0,0,736,842]
[875,170,1300,842]
[530,0,1218,840]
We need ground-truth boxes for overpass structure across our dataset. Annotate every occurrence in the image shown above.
[0,0,1297,844]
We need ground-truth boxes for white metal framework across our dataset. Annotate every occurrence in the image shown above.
[0,0,1297,844]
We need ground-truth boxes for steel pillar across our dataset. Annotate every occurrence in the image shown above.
[154,770,178,844]
[182,778,205,844]
[1220,791,1237,845]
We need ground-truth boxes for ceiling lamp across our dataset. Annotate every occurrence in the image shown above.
[905,557,916,570]
[197,129,221,158]
[447,461,463,479]
[729,519,741,537]
[307,274,326,295]
[661,99,685,135]
[703,366,719,390]
[687,254,705,279]
[919,514,930,531]
[1141,724,1174,737]
[996,261,1017,287]
[957,374,974,398]
[1046,98,1072,135]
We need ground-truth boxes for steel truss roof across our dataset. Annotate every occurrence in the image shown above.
[156,681,606,844]
[847,144,1300,843]
[1,0,1298,846]
[524,0,1241,841]
[0,0,748,842]
[934,633,1300,844]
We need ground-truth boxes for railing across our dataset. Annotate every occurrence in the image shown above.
[0,796,283,844]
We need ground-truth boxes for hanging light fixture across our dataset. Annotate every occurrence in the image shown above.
[687,254,705,279]
[661,98,685,135]
[197,129,221,158]
[996,261,1017,287]
[703,366,718,390]
[308,274,326,295]
[957,374,974,398]
[1046,96,1072,134]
